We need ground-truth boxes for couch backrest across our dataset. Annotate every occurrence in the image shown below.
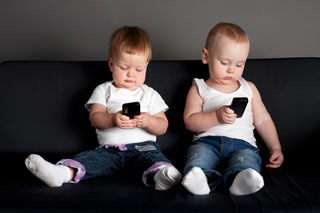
[0,61,108,153]
[0,59,319,166]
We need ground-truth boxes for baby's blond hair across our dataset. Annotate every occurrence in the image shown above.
[205,23,249,49]
[108,26,152,61]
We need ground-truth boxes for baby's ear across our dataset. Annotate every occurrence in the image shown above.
[201,48,209,64]
[108,57,113,72]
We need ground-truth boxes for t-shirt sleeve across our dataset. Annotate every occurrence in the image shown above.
[84,83,108,111]
[148,89,169,115]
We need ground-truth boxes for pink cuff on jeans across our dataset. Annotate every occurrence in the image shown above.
[142,161,173,186]
[57,159,86,183]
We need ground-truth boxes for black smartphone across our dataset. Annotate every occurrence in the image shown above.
[230,97,248,118]
[122,102,141,119]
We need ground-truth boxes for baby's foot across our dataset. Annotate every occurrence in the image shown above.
[154,166,182,190]
[229,168,264,196]
[182,167,210,195]
[25,154,71,187]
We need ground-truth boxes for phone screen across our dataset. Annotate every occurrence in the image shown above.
[230,97,248,118]
[122,102,141,119]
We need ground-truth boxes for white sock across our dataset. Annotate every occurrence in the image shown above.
[182,167,210,195]
[229,168,264,196]
[153,166,182,190]
[25,154,72,187]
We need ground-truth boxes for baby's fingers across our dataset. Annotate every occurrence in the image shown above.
[271,152,284,162]
[225,107,235,114]
[267,154,284,168]
[266,163,280,168]
[120,115,131,121]
[119,121,136,129]
[223,112,236,124]
[118,115,136,129]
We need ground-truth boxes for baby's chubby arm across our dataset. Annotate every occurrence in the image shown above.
[249,81,284,168]
[89,103,136,130]
[184,85,237,132]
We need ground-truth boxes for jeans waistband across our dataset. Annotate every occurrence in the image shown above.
[102,141,156,152]
[104,144,127,151]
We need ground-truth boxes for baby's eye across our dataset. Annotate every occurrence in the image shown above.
[136,67,145,72]
[119,65,128,70]
[236,64,243,68]
[220,61,228,65]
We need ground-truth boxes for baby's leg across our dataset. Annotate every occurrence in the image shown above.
[153,165,182,191]
[182,167,210,195]
[226,147,264,195]
[25,154,72,187]
[229,168,264,196]
[182,141,220,195]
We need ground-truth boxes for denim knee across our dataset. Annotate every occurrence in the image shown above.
[224,148,262,181]
[183,141,220,176]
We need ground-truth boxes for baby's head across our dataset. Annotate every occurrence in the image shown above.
[205,22,249,50]
[202,23,250,86]
[108,26,152,62]
[108,26,151,90]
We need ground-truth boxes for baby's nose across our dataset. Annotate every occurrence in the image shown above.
[127,70,134,76]
[227,67,235,73]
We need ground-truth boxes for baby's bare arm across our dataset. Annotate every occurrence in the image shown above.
[249,82,284,168]
[184,85,218,132]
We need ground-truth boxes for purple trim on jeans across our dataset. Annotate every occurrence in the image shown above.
[57,159,86,183]
[142,161,173,186]
[118,144,127,151]
[104,144,127,151]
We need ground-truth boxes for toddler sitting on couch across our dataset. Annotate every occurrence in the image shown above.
[25,26,181,190]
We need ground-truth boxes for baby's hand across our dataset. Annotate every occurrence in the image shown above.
[216,106,237,124]
[266,149,284,168]
[135,112,153,129]
[113,112,136,129]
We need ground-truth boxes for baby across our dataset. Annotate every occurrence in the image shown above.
[182,23,284,195]
[25,26,181,190]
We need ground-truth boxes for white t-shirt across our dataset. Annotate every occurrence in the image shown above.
[85,81,168,146]
[193,77,256,147]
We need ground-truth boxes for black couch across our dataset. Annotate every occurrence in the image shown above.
[1,58,320,212]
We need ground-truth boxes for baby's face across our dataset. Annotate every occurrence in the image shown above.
[204,35,250,88]
[108,51,149,91]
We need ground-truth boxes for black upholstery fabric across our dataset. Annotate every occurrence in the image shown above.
[0,59,319,212]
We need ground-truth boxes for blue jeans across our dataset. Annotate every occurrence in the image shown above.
[183,136,262,192]
[57,141,173,186]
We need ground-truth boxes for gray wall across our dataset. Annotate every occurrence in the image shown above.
[1,0,319,61]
